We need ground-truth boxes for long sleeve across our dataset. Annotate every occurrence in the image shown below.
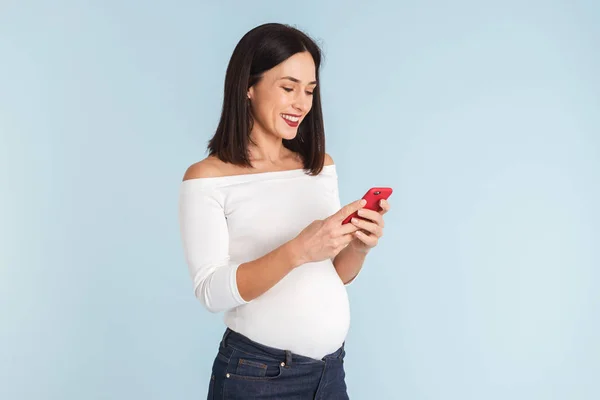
[178,181,249,313]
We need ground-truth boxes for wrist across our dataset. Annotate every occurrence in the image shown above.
[349,240,371,255]
[284,238,306,269]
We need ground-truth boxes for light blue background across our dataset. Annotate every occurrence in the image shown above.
[1,1,598,399]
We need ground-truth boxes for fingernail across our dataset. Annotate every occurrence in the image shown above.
[360,199,366,206]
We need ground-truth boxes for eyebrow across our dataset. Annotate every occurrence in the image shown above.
[280,76,318,85]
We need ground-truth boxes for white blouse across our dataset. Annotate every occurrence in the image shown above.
[178,165,352,360]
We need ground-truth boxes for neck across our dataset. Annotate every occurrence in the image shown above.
[248,127,289,165]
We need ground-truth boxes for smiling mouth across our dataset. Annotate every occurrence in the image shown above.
[281,113,300,122]
[281,113,300,127]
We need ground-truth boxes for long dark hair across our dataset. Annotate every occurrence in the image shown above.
[207,23,326,175]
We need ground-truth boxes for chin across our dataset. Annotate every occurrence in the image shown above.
[275,126,299,141]
[281,131,297,140]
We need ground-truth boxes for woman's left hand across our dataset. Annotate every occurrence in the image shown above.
[349,199,391,253]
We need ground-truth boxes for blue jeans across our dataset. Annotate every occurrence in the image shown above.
[207,328,349,399]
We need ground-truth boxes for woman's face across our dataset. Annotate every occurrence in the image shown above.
[248,51,317,141]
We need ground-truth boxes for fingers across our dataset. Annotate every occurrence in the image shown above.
[332,232,356,251]
[350,216,383,238]
[338,221,361,235]
[355,208,384,228]
[334,199,366,223]
[379,199,391,215]
[353,230,378,247]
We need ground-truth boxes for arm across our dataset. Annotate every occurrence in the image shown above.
[321,153,368,285]
[179,161,305,313]
[332,205,391,285]
[236,242,303,302]
[333,243,369,285]
[333,202,391,285]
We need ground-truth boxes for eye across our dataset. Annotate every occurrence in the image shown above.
[306,91,314,96]
[282,87,293,92]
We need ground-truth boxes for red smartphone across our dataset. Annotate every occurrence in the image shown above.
[342,187,393,224]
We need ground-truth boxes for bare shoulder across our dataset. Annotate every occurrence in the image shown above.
[182,156,227,181]
[324,153,335,166]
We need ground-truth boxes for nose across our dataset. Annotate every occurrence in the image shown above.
[292,92,311,113]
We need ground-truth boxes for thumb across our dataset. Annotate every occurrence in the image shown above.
[335,198,366,223]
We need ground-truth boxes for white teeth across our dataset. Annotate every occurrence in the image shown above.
[281,114,300,122]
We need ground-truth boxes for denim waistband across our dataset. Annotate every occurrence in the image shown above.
[221,328,345,365]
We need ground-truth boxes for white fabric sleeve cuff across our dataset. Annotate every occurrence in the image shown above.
[179,182,249,313]
[194,260,248,313]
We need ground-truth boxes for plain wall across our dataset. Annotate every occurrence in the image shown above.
[1,1,598,399]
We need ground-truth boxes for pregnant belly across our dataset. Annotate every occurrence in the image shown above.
[225,260,351,360]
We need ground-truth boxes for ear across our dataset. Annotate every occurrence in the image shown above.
[247,86,255,101]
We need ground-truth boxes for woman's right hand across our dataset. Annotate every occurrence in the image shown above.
[290,199,366,265]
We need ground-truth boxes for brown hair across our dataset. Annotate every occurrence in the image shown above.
[207,23,326,175]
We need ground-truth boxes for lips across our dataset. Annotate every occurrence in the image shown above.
[281,113,300,128]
